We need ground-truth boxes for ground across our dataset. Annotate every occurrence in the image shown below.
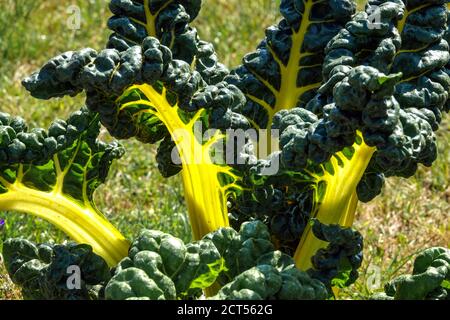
[0,0,448,300]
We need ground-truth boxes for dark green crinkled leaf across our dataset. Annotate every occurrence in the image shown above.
[307,219,364,292]
[212,254,328,300]
[2,238,110,300]
[0,108,124,206]
[105,228,224,300]
[107,0,228,84]
[376,247,450,300]
[104,221,330,300]
[0,108,95,166]
[204,220,275,283]
[225,0,356,130]
[306,0,450,200]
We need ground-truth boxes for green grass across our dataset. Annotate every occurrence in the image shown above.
[0,0,448,300]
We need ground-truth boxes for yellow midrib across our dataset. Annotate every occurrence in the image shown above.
[397,4,431,35]
[395,3,437,85]
[294,141,376,270]
[274,0,316,113]
[0,182,129,266]
[53,141,82,194]
[143,0,157,37]
[142,0,174,37]
[134,84,232,240]
[181,163,229,239]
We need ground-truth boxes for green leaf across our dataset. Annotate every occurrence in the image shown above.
[2,238,110,300]
[0,108,129,266]
[105,228,224,300]
[383,247,450,300]
[105,221,328,300]
[107,0,228,84]
[225,0,356,130]
[442,280,450,290]
[307,219,363,292]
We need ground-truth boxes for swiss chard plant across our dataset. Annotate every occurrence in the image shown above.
[0,0,449,300]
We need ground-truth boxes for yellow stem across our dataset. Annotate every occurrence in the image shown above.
[181,164,229,240]
[134,84,231,240]
[294,142,375,271]
[397,4,431,35]
[274,0,316,113]
[0,183,129,266]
